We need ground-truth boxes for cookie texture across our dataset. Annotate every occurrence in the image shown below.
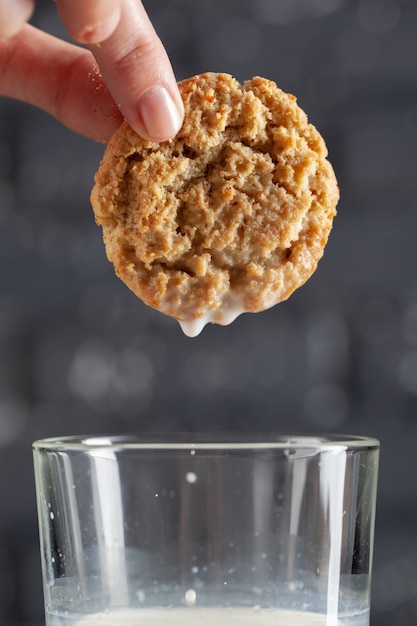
[91,72,339,333]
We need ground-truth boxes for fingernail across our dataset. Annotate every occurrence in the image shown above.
[138,87,183,142]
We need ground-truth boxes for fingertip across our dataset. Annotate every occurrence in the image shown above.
[133,85,184,143]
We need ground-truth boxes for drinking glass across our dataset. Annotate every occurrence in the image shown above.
[33,433,379,626]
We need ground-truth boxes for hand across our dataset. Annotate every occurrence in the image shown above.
[0,0,184,142]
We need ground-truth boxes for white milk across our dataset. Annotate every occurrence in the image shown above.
[178,294,245,337]
[176,289,284,337]
[46,606,369,626]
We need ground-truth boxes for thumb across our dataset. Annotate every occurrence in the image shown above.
[0,0,34,38]
[87,0,184,142]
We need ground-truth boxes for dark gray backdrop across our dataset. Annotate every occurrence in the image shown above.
[0,0,416,623]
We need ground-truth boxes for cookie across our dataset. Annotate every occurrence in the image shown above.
[90,72,339,336]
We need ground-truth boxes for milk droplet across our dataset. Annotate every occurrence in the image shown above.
[178,294,246,337]
[184,588,196,606]
[186,472,197,484]
[177,291,282,337]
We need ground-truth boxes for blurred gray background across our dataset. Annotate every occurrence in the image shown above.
[0,0,416,623]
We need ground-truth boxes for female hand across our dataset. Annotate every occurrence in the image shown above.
[0,0,184,142]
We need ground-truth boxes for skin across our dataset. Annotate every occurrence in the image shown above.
[0,0,184,142]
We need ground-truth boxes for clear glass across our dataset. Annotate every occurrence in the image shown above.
[33,433,379,626]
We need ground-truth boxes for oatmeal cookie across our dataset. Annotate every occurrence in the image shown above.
[90,72,339,336]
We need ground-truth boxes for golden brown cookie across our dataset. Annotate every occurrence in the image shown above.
[91,72,339,336]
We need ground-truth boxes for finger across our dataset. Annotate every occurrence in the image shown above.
[56,0,122,44]
[0,0,34,38]
[90,0,184,143]
[0,25,123,142]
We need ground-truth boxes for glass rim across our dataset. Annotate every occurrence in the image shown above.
[33,432,380,452]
